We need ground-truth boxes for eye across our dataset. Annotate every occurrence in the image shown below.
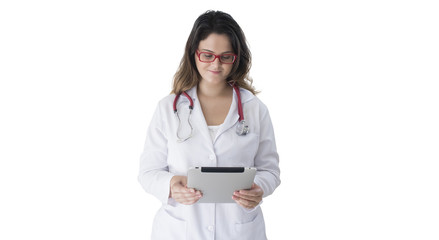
[221,55,232,60]
[201,53,214,58]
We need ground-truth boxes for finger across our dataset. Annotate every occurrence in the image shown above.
[179,196,201,205]
[237,187,263,197]
[233,189,262,206]
[180,176,188,186]
[173,188,193,195]
[236,190,262,198]
[173,190,202,199]
[175,193,203,205]
[182,186,202,195]
[172,183,197,194]
[233,195,256,206]
[181,189,202,197]
[186,188,201,194]
[171,182,187,192]
[233,195,256,209]
[235,189,263,199]
[234,193,259,203]
[173,191,202,199]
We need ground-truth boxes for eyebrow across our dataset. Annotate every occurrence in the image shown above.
[201,49,234,54]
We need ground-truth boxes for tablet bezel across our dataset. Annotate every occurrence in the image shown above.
[187,167,257,203]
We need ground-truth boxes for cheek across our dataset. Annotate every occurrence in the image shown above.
[223,64,233,74]
[194,58,200,70]
[195,60,205,74]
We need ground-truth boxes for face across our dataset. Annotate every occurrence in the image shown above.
[195,33,235,86]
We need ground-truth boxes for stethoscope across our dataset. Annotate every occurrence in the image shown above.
[173,84,249,142]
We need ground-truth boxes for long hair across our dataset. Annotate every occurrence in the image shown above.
[172,10,257,95]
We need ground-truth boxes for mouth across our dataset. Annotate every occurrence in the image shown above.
[208,70,221,74]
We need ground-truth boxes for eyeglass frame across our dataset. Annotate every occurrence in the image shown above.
[196,50,237,64]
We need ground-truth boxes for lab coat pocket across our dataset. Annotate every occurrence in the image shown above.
[152,208,187,240]
[234,212,266,240]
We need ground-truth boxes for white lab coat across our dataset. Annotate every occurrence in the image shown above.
[138,86,280,240]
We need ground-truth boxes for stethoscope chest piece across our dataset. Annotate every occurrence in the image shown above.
[236,120,249,136]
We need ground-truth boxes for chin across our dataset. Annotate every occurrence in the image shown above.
[201,76,227,84]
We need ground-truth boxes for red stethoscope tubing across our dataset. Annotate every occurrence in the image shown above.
[232,85,244,122]
[173,91,193,112]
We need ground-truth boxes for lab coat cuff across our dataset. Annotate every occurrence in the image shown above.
[159,172,175,205]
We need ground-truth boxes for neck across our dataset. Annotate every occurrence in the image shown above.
[197,81,231,98]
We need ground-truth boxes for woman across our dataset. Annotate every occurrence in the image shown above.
[138,10,280,240]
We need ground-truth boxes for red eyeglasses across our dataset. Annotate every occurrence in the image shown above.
[196,51,237,64]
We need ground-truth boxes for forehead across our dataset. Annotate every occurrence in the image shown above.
[198,33,233,53]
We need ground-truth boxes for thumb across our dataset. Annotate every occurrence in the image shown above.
[180,176,188,186]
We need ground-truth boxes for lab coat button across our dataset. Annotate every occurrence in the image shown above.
[207,225,214,231]
[209,154,215,160]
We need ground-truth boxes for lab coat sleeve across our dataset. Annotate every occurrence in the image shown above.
[253,104,281,198]
[138,102,174,204]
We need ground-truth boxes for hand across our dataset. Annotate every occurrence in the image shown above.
[169,176,202,205]
[233,183,264,209]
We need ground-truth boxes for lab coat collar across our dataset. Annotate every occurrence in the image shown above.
[181,85,255,144]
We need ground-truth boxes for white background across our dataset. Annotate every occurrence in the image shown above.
[1,0,438,239]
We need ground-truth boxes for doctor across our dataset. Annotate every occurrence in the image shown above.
[138,10,280,240]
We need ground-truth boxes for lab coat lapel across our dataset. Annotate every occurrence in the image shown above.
[186,87,213,146]
[214,87,240,143]
[214,87,255,143]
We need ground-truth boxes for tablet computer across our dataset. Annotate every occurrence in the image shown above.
[187,167,257,203]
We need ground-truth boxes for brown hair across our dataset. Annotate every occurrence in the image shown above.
[172,10,258,95]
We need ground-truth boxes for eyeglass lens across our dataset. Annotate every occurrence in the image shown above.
[199,52,235,63]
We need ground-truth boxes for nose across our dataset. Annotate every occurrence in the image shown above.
[211,56,222,66]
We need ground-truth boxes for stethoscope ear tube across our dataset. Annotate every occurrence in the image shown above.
[174,91,194,142]
[175,108,193,142]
